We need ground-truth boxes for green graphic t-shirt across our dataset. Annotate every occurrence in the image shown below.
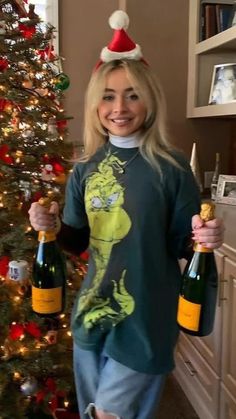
[63,144,200,374]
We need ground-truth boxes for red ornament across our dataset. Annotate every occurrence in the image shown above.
[37,45,56,61]
[9,323,25,340]
[0,99,7,111]
[80,251,89,261]
[19,23,36,39]
[0,145,14,165]
[25,321,42,339]
[36,378,66,413]
[0,256,10,277]
[56,119,68,133]
[0,58,8,72]
[43,155,65,175]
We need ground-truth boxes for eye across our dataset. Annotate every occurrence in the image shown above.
[126,93,139,101]
[91,197,103,208]
[107,192,119,206]
[102,95,114,101]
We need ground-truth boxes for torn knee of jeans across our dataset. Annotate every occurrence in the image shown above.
[85,403,121,419]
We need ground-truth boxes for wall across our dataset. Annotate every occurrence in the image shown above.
[59,0,231,176]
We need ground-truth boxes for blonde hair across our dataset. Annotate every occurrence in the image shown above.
[80,59,179,171]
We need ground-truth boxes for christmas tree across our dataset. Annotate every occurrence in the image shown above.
[0,2,84,417]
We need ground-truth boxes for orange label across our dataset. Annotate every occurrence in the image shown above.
[177,295,201,331]
[38,231,56,243]
[32,286,62,314]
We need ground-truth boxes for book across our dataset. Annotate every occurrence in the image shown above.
[227,2,236,27]
[205,4,218,38]
[200,2,233,40]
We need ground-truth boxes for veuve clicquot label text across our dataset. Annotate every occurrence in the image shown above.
[32,286,62,314]
[177,296,201,331]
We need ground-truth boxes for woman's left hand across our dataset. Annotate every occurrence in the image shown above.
[191,215,225,249]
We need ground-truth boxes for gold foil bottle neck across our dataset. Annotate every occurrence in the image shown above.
[38,196,53,208]
[200,202,215,222]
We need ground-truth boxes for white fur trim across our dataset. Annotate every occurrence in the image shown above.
[109,10,129,30]
[100,44,142,62]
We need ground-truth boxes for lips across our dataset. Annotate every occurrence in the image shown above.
[110,118,132,125]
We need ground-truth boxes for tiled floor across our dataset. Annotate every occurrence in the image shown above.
[157,374,199,419]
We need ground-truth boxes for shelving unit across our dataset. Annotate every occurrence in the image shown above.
[187,0,236,118]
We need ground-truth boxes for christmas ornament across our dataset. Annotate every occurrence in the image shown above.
[0,144,13,164]
[42,156,66,184]
[8,259,30,295]
[19,23,36,39]
[8,260,28,281]
[21,376,38,396]
[56,119,68,133]
[22,78,33,89]
[36,378,66,413]
[37,44,55,61]
[80,251,89,261]
[0,256,10,277]
[41,164,55,181]
[0,98,8,111]
[19,180,31,201]
[54,73,70,91]
[9,323,25,340]
[0,58,8,71]
[0,20,6,35]
[35,87,49,97]
[24,322,42,339]
[45,330,58,345]
[47,118,58,135]
[22,129,34,139]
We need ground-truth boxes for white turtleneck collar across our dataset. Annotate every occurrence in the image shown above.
[109,133,140,148]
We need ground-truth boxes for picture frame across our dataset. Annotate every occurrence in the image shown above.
[208,63,236,105]
[216,175,236,205]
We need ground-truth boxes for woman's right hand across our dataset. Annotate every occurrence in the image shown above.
[28,201,60,232]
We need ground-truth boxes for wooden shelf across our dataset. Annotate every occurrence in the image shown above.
[189,103,236,118]
[187,0,236,118]
[196,26,236,54]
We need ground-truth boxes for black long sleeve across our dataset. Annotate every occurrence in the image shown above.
[56,222,90,256]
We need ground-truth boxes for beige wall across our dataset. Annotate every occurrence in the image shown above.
[59,0,232,176]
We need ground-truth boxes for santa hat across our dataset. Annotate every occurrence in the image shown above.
[95,10,144,70]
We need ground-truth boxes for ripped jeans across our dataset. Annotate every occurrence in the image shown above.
[73,343,166,419]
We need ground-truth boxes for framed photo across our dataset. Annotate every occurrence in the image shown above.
[209,63,236,105]
[216,175,236,205]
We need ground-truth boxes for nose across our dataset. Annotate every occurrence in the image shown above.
[113,96,127,112]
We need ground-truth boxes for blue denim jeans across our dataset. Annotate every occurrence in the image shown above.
[73,343,166,419]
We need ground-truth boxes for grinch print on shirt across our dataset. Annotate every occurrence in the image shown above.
[76,150,135,330]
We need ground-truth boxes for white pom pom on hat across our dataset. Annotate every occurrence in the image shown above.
[94,10,144,70]
[109,10,129,30]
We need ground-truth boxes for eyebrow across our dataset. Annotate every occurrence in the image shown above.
[104,87,134,92]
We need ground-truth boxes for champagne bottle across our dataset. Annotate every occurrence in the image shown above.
[177,202,218,336]
[211,152,220,200]
[31,198,66,317]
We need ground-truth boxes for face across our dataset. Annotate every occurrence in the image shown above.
[97,67,147,137]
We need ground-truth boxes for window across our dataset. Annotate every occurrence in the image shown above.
[28,0,59,52]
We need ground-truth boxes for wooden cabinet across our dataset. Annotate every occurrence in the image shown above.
[187,0,236,118]
[221,257,236,398]
[174,204,236,419]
